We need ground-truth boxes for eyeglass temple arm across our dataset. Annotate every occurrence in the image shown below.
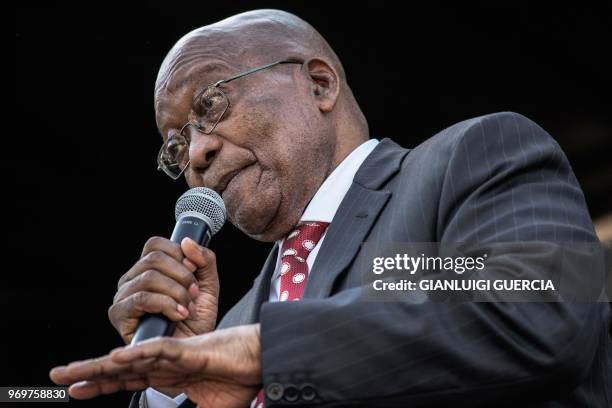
[213,59,303,86]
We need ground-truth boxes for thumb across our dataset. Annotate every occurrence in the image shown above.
[180,238,219,298]
[180,237,216,271]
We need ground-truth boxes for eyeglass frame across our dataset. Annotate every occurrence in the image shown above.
[157,58,304,180]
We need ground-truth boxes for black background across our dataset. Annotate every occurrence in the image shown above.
[9,2,611,406]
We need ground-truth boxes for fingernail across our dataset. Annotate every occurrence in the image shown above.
[189,283,199,299]
[177,303,189,317]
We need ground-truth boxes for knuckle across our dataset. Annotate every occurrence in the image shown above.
[133,291,150,307]
[160,337,176,349]
[107,304,117,323]
[112,289,123,304]
[117,271,132,288]
[143,250,165,266]
[144,236,164,250]
[108,303,123,327]
[139,269,158,283]
[177,270,194,288]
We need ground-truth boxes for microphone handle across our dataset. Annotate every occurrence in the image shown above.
[131,214,212,345]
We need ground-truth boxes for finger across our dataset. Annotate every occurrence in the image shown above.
[50,361,99,385]
[114,269,195,308]
[182,257,197,273]
[68,380,103,399]
[109,291,190,331]
[181,237,216,270]
[124,377,150,391]
[68,378,126,399]
[49,365,72,385]
[130,356,160,375]
[119,250,196,289]
[142,236,184,261]
[111,337,183,364]
[50,355,123,384]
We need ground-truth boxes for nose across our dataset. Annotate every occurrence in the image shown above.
[187,127,223,173]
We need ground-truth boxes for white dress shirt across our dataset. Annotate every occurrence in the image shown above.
[145,138,379,407]
[268,138,379,301]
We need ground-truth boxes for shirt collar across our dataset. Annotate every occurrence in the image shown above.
[299,138,379,224]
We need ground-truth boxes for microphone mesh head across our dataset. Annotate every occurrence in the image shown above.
[175,187,226,235]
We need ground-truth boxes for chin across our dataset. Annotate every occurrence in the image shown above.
[241,224,290,243]
[232,199,300,242]
[225,173,303,242]
[232,214,272,241]
[228,194,280,242]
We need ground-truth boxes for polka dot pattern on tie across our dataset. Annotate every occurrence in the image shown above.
[278,221,329,302]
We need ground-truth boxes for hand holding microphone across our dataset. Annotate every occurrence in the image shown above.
[51,187,262,406]
[108,187,226,345]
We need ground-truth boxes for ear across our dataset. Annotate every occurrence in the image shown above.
[303,58,340,113]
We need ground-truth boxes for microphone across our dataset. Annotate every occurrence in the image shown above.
[131,187,226,345]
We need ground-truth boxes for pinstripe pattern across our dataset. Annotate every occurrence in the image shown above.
[214,112,611,407]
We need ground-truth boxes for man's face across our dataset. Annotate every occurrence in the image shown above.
[155,57,335,241]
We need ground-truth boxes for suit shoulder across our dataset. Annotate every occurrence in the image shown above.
[412,111,556,155]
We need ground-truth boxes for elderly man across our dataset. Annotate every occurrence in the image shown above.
[50,9,611,408]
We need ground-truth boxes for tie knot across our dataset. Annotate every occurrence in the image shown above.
[281,222,329,261]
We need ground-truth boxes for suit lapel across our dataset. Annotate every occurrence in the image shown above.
[243,243,278,324]
[304,185,391,298]
[304,138,410,299]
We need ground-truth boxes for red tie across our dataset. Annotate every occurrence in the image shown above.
[252,222,329,408]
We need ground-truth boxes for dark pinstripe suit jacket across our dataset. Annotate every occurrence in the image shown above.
[132,112,611,407]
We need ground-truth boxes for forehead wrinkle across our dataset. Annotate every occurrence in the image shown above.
[156,30,242,93]
[156,54,237,98]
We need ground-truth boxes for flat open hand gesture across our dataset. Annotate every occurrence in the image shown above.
[50,324,262,408]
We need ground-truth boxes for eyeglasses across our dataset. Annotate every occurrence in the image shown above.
[157,59,303,180]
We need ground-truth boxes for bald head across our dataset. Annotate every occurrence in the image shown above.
[156,10,346,96]
[154,9,368,241]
